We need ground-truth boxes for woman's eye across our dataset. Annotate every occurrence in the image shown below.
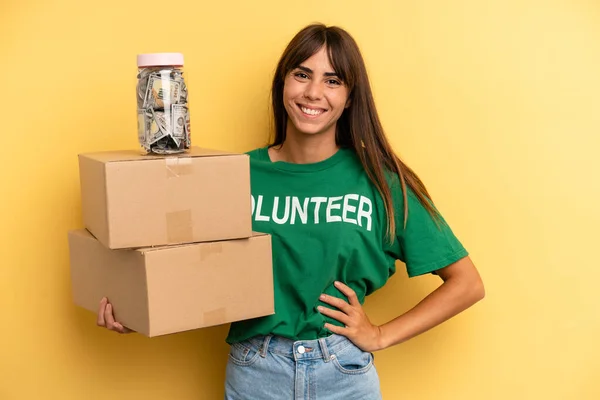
[295,72,309,79]
[327,79,341,86]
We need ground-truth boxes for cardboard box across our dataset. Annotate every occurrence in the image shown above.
[68,229,274,337]
[78,147,252,249]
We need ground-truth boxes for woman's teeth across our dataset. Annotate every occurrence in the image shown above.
[300,106,323,116]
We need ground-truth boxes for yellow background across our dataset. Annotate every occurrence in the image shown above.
[1,0,599,398]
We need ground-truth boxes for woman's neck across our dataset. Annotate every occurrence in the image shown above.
[270,127,339,164]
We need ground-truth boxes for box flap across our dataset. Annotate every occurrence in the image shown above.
[79,147,242,163]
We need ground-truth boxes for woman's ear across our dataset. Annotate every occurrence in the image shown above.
[345,97,352,109]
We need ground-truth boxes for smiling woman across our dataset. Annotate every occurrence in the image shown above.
[97,23,484,400]
[223,23,485,399]
[282,48,351,137]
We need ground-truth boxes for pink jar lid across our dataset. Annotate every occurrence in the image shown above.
[137,53,184,67]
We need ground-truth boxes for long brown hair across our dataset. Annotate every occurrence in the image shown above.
[270,23,441,239]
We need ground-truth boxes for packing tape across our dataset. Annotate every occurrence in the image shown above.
[200,242,223,261]
[203,308,227,326]
[165,157,193,178]
[166,209,193,243]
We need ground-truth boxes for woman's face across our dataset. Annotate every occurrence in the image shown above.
[283,46,350,139]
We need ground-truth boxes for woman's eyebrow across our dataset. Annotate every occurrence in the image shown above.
[297,65,339,77]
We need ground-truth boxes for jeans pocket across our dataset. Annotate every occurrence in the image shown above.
[331,343,374,375]
[228,341,261,367]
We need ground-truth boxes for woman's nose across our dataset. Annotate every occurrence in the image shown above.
[304,80,323,100]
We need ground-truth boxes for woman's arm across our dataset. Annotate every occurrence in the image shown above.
[319,256,484,352]
[377,255,484,350]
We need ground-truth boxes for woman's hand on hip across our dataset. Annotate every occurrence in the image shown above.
[317,281,383,352]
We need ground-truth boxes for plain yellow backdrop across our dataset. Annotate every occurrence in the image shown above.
[1,0,599,399]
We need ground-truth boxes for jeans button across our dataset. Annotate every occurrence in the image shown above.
[297,345,306,354]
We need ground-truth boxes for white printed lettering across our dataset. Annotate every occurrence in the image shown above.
[326,196,343,222]
[311,197,327,224]
[357,196,373,231]
[291,197,310,224]
[252,194,373,231]
[342,194,359,225]
[255,195,270,222]
[272,196,291,224]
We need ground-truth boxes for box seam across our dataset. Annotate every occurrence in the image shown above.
[143,252,151,336]
[103,162,112,248]
[108,153,243,163]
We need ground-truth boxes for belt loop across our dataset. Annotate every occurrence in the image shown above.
[318,338,331,362]
[260,335,272,358]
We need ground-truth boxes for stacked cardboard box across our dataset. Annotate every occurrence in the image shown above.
[68,147,274,337]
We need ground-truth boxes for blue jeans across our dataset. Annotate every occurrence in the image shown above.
[225,334,382,399]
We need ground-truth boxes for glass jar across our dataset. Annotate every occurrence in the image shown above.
[136,53,191,154]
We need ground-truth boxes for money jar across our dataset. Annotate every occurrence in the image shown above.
[136,53,190,154]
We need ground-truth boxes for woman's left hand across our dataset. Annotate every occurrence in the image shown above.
[318,281,384,352]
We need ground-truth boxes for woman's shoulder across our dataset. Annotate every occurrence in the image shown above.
[245,146,269,161]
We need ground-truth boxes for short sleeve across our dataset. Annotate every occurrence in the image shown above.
[389,178,469,277]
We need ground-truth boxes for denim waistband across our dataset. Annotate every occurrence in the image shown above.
[245,334,354,362]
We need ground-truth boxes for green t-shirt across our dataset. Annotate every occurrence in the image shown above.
[225,146,468,344]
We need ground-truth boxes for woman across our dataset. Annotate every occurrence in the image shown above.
[98,24,484,399]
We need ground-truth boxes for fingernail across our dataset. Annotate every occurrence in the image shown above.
[320,294,326,300]
[317,306,323,312]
